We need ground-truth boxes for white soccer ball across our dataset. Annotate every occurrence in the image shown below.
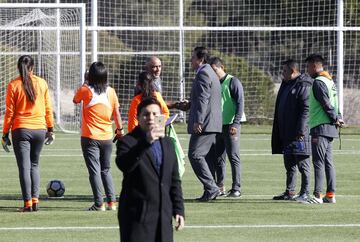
[46,180,65,197]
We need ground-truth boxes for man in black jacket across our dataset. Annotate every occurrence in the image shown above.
[271,59,313,202]
[116,98,185,242]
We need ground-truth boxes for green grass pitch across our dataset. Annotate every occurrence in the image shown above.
[1,125,359,242]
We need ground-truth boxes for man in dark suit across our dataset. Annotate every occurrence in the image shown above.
[184,46,223,202]
[116,97,185,242]
[271,59,312,202]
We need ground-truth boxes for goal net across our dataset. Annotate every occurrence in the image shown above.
[2,1,360,125]
[81,0,360,125]
[0,3,85,132]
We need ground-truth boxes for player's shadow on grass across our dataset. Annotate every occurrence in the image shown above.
[43,194,94,202]
[0,194,94,202]
[0,194,102,212]
[0,205,88,212]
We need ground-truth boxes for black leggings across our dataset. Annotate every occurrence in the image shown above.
[12,128,46,201]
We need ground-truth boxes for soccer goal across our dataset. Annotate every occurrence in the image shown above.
[0,3,86,133]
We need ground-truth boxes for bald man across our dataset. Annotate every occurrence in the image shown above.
[134,56,162,96]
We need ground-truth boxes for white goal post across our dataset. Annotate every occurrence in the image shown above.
[0,3,86,133]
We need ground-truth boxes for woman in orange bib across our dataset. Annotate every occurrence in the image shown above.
[73,62,124,211]
[127,71,169,132]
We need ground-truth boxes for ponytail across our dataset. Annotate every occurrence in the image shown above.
[17,55,36,103]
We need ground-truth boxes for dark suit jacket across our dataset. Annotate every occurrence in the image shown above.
[116,127,184,242]
[272,73,313,155]
[188,64,222,134]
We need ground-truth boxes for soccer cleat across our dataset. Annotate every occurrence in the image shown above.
[107,202,117,211]
[17,206,32,212]
[306,196,323,204]
[323,196,336,204]
[32,203,39,212]
[272,192,295,200]
[293,193,308,203]
[32,198,39,212]
[87,204,105,211]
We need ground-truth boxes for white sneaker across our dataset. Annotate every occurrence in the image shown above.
[87,204,105,211]
[306,196,323,204]
[107,202,117,211]
[323,196,336,204]
[293,193,308,203]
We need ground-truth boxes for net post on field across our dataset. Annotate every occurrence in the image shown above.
[0,3,86,133]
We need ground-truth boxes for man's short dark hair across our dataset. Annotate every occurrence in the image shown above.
[305,54,325,64]
[137,97,161,116]
[208,56,223,67]
[193,46,210,63]
[282,59,299,71]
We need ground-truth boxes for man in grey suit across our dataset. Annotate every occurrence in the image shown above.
[183,46,223,202]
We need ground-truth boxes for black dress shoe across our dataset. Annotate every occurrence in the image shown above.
[272,191,295,200]
[197,190,220,202]
[195,191,207,201]
[17,206,32,212]
[209,190,221,200]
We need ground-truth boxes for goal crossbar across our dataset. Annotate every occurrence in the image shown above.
[86,26,360,32]
[0,3,85,9]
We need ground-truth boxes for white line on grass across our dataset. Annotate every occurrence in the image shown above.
[1,224,360,231]
[220,194,360,199]
[41,148,360,152]
[185,224,360,229]
[2,194,358,199]
[0,154,272,157]
[1,150,360,158]
[55,136,359,142]
[178,137,359,142]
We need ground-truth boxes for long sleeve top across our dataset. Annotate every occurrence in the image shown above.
[127,92,170,132]
[3,74,54,134]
